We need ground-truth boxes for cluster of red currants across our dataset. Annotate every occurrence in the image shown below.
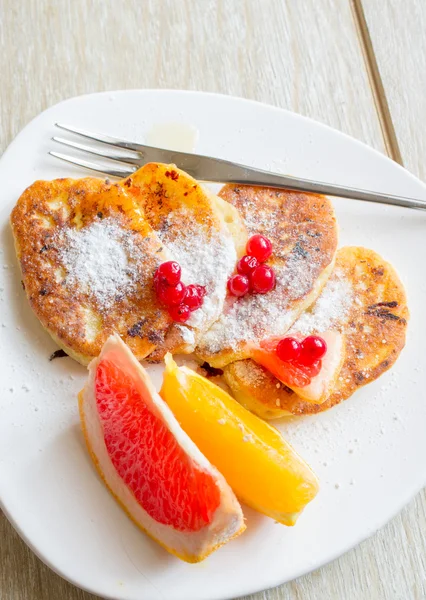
[227,234,275,297]
[154,261,206,323]
[276,335,327,376]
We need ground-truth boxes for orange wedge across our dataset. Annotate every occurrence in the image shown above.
[160,354,319,526]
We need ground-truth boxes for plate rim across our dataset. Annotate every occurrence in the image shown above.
[1,88,426,600]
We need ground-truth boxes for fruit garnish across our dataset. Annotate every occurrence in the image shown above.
[299,335,327,365]
[246,234,273,262]
[227,274,250,297]
[154,260,181,286]
[79,335,245,563]
[154,261,206,322]
[184,284,205,311]
[276,336,301,362]
[250,264,275,294]
[169,303,191,323]
[237,255,259,275]
[227,235,275,298]
[161,354,319,526]
[157,280,186,306]
[251,331,345,403]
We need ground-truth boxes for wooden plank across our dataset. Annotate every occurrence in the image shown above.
[361,0,426,180]
[1,1,421,600]
[0,0,384,155]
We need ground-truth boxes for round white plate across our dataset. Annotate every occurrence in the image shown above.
[1,90,425,600]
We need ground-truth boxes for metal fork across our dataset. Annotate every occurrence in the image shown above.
[50,123,426,211]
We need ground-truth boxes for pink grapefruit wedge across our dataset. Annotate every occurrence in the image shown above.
[78,334,245,563]
[251,331,345,404]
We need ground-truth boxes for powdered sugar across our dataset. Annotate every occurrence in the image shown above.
[198,247,325,354]
[157,208,236,331]
[290,271,353,335]
[59,219,139,308]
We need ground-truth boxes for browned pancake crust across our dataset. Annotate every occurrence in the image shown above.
[11,163,241,365]
[224,247,408,416]
[196,185,338,366]
[11,177,171,364]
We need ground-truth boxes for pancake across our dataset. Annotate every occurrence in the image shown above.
[223,247,409,418]
[196,185,339,367]
[128,164,245,361]
[11,163,243,365]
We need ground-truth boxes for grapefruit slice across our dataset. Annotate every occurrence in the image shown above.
[251,331,345,403]
[160,354,319,526]
[78,334,245,563]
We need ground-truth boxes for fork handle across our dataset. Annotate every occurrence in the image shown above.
[159,150,426,211]
[218,165,426,211]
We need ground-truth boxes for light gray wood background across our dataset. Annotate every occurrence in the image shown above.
[0,1,425,598]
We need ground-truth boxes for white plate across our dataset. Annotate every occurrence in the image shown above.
[1,90,425,600]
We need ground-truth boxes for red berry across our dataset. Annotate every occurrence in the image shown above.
[250,264,275,294]
[184,284,204,311]
[237,255,259,275]
[227,274,250,297]
[246,234,273,262]
[157,281,186,306]
[168,303,191,323]
[299,336,327,365]
[155,261,181,286]
[195,284,207,298]
[299,360,322,378]
[276,337,301,362]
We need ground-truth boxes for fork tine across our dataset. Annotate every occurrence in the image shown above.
[49,151,136,178]
[52,136,142,164]
[55,123,143,152]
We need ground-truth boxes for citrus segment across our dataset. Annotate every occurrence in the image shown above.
[251,331,345,403]
[95,358,220,532]
[79,334,245,562]
[160,354,319,526]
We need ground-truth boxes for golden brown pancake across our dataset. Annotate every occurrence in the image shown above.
[223,247,408,418]
[128,164,245,361]
[11,164,243,365]
[196,185,338,367]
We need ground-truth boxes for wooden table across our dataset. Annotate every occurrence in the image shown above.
[1,1,425,598]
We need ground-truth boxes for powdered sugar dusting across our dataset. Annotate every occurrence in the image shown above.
[290,271,353,335]
[199,248,324,354]
[59,219,139,308]
[157,208,236,331]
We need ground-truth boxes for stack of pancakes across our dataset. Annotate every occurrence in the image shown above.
[11,163,408,416]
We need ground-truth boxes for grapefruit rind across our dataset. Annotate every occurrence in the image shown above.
[79,334,245,563]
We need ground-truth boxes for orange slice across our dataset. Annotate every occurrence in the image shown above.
[79,334,245,563]
[160,354,319,526]
[251,331,345,403]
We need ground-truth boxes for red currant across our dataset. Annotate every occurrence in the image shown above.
[157,281,186,306]
[299,336,327,365]
[184,284,204,311]
[227,274,250,297]
[154,261,181,286]
[237,255,259,275]
[250,264,276,294]
[299,360,322,378]
[195,284,207,298]
[246,234,273,262]
[168,303,191,323]
[276,337,301,362]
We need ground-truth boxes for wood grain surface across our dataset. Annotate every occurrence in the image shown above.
[362,0,426,181]
[0,1,424,599]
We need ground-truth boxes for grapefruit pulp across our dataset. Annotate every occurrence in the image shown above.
[251,331,345,403]
[79,334,245,562]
